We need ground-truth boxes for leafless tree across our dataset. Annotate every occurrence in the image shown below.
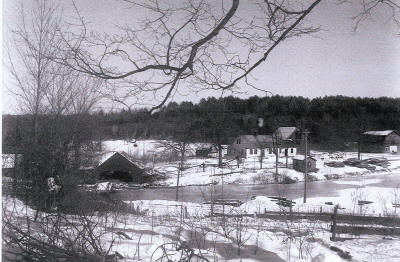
[3,4,115,261]
[272,131,283,182]
[158,140,194,201]
[5,0,63,143]
[2,194,133,261]
[349,0,400,31]
[52,0,322,112]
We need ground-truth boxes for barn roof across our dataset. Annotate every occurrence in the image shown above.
[363,130,395,136]
[98,151,145,169]
[293,155,316,161]
[275,127,298,140]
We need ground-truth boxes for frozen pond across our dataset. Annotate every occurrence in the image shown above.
[114,172,400,203]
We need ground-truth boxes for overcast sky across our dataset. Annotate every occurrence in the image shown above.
[2,0,400,113]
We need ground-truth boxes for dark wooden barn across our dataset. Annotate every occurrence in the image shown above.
[95,152,147,183]
[292,155,317,173]
[361,130,400,154]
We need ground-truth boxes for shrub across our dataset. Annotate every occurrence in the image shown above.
[251,173,273,184]
[282,175,297,184]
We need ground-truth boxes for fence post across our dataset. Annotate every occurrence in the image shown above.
[330,205,338,241]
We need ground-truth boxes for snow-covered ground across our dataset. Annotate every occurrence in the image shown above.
[5,195,400,262]
[155,151,400,187]
[4,140,400,261]
[100,140,400,187]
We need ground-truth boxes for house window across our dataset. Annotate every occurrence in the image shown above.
[237,139,241,144]
[250,149,253,155]
[254,149,257,154]
[290,148,294,153]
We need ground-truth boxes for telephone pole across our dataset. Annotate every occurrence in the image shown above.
[303,130,310,203]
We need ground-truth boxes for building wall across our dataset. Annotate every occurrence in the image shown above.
[293,158,316,172]
[228,135,300,159]
[96,153,145,183]
[362,133,400,153]
[384,133,400,153]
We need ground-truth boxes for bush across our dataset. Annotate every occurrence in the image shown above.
[251,173,273,184]
[282,175,297,184]
[58,188,129,214]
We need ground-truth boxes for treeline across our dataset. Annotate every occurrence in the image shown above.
[3,96,400,151]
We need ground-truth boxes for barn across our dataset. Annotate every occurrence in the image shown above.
[95,152,147,183]
[361,130,400,154]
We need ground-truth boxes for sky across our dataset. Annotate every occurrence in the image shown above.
[2,0,400,113]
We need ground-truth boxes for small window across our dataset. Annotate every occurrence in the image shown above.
[250,149,253,155]
[290,148,294,153]
[254,149,257,154]
[237,139,241,144]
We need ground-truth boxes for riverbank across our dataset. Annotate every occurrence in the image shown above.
[152,151,400,188]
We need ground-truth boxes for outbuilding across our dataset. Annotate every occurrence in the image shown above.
[361,130,400,154]
[292,155,317,172]
[95,151,147,183]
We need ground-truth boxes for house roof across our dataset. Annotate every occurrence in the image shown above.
[363,130,395,136]
[274,127,297,140]
[238,135,273,143]
[234,135,273,148]
[293,155,316,161]
[196,143,213,150]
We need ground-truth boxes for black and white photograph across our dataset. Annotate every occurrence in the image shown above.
[2,0,400,261]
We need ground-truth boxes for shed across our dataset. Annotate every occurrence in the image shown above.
[361,130,400,154]
[292,155,317,172]
[195,144,213,157]
[95,152,147,183]
[2,154,23,177]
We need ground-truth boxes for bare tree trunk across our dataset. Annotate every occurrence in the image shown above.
[176,142,186,201]
[176,164,181,201]
[275,151,279,182]
[218,144,223,168]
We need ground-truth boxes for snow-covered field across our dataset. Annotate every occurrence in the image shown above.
[100,139,400,188]
[7,140,399,261]
[4,195,400,262]
[163,152,400,187]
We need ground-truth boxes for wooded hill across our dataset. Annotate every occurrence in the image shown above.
[3,96,400,151]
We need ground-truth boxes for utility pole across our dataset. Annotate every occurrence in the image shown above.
[303,130,310,204]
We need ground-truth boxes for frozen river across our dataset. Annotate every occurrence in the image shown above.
[114,172,400,203]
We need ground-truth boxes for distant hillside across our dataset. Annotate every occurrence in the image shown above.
[3,96,400,151]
